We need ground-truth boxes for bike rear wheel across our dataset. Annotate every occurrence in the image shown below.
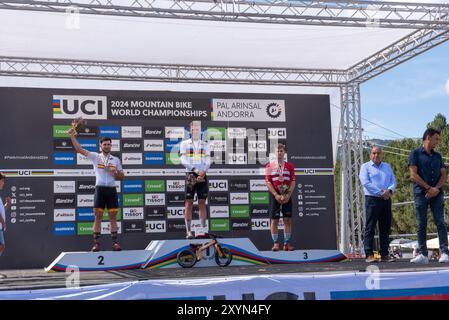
[177,249,197,268]
[215,247,232,267]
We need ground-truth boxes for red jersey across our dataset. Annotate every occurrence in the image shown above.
[265,161,295,193]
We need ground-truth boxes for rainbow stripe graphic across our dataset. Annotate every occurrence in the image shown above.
[52,99,62,115]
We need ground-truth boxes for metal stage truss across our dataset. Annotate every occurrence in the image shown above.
[1,0,448,255]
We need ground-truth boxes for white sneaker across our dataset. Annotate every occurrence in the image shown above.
[439,253,449,263]
[410,254,429,264]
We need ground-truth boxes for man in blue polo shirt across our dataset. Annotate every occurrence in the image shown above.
[409,128,449,264]
[359,146,396,263]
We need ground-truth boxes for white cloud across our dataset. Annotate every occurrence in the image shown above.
[445,79,449,95]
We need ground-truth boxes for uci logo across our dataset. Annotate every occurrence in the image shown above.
[268,128,287,139]
[304,169,316,174]
[18,170,31,176]
[167,208,184,218]
[147,221,166,232]
[53,95,107,120]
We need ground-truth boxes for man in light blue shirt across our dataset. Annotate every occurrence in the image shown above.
[359,146,396,263]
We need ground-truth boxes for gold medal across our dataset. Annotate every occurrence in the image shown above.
[100,153,111,172]
[193,140,201,162]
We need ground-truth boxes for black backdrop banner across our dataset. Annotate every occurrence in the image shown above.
[0,87,337,269]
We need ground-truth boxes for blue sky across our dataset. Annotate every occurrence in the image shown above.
[360,40,449,140]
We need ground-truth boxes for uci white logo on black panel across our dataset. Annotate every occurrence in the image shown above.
[146,220,166,233]
[53,95,107,120]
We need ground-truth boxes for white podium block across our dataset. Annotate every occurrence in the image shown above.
[46,238,347,272]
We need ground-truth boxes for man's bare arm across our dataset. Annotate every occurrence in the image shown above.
[68,128,89,157]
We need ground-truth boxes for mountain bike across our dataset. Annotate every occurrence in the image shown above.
[176,233,233,268]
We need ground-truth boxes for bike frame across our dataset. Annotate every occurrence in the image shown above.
[195,239,225,261]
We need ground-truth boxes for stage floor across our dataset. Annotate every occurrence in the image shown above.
[1,259,449,291]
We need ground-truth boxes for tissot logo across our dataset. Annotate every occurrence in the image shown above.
[167,193,185,205]
[121,139,142,151]
[53,95,107,120]
[166,180,185,192]
[53,181,75,194]
[208,180,228,192]
[145,193,166,206]
[122,153,142,165]
[145,206,165,219]
[230,180,249,191]
[144,127,164,138]
[121,126,142,138]
[167,207,185,219]
[209,140,226,152]
[54,195,76,207]
[209,193,229,205]
[230,193,249,204]
[268,128,287,139]
[123,221,145,233]
[146,220,166,233]
[231,219,251,230]
[54,209,76,222]
[144,139,164,152]
[210,206,229,218]
[54,139,74,151]
[227,128,247,139]
[76,181,96,193]
[251,218,270,230]
[123,207,144,220]
[77,194,94,207]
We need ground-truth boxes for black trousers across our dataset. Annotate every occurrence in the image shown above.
[364,196,392,257]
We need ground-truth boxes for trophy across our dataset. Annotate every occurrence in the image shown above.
[70,117,87,134]
[186,173,197,188]
[278,184,290,203]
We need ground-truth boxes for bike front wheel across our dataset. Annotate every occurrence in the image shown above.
[177,249,197,268]
[215,247,232,267]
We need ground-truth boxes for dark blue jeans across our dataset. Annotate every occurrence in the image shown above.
[414,193,449,256]
[364,196,392,257]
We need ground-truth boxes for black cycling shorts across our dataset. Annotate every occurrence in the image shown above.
[269,193,293,219]
[185,173,209,200]
[94,186,118,210]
